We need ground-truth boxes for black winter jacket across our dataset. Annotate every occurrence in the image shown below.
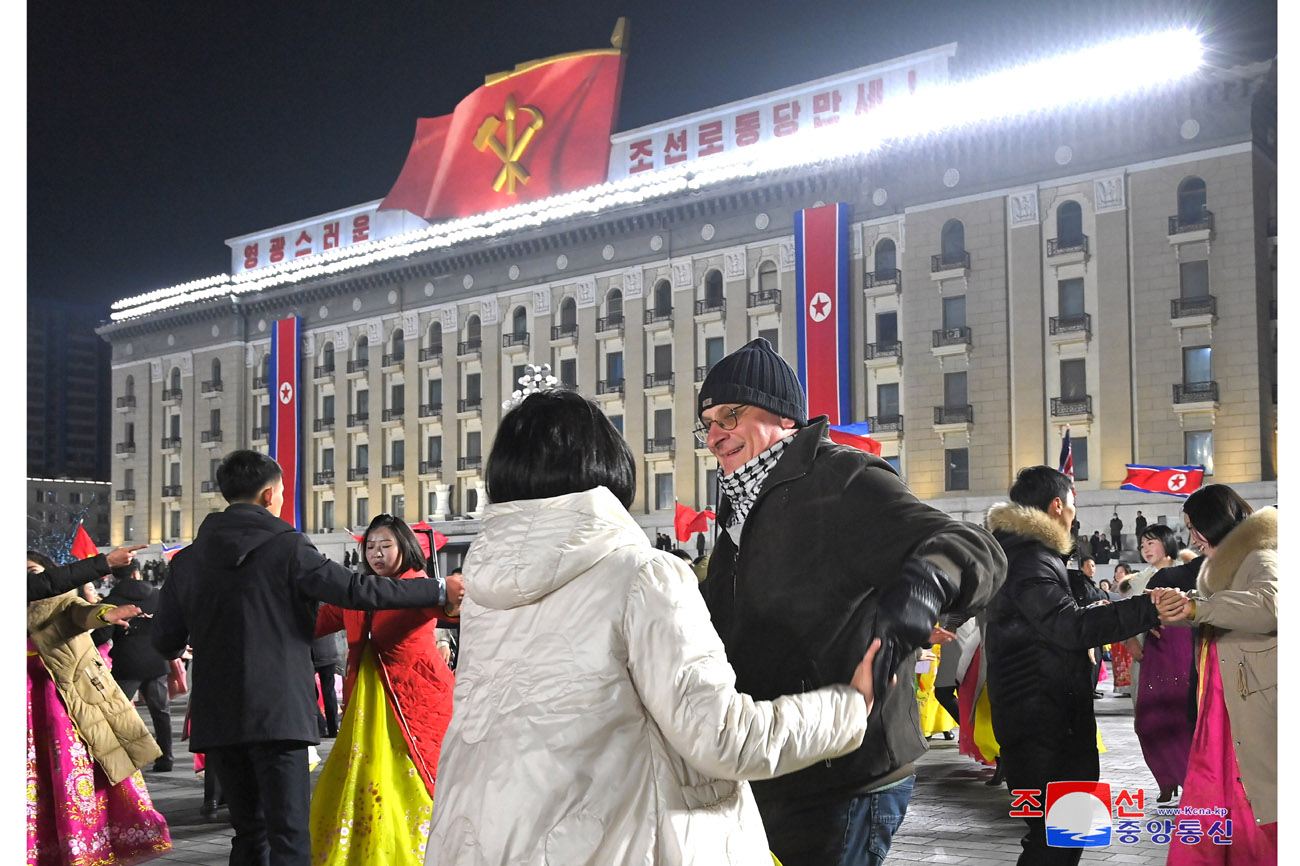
[27,554,111,602]
[984,503,1160,749]
[699,417,1006,801]
[103,579,169,681]
[153,503,446,751]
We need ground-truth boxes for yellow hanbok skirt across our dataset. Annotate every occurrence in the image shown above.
[916,644,958,736]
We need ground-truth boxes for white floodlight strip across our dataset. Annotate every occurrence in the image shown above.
[109,28,1202,323]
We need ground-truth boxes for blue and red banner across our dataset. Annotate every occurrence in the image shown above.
[1121,464,1205,497]
[270,317,303,529]
[795,202,852,424]
[1058,427,1074,481]
[828,421,881,455]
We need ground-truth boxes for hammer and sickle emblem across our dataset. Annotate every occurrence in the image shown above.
[474,94,545,194]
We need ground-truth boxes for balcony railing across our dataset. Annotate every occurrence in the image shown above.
[314,363,335,378]
[115,489,135,501]
[1047,235,1089,257]
[115,442,136,454]
[419,403,442,418]
[419,346,443,362]
[596,314,624,333]
[347,412,369,427]
[551,323,579,341]
[1168,211,1214,235]
[161,388,183,401]
[694,298,725,316]
[201,480,220,493]
[252,377,268,390]
[161,485,183,498]
[458,397,482,413]
[251,427,268,441]
[1051,395,1093,416]
[930,251,970,272]
[1049,313,1092,336]
[313,470,335,486]
[346,358,369,374]
[932,326,972,348]
[419,460,442,474]
[313,418,335,433]
[201,379,223,393]
[867,414,904,433]
[596,378,625,395]
[695,365,714,382]
[1174,381,1219,403]
[747,289,782,309]
[201,429,223,443]
[644,308,673,326]
[502,332,530,349]
[116,396,136,409]
[645,372,674,389]
[1171,296,1217,319]
[865,340,903,360]
[458,339,482,356]
[934,405,974,425]
[864,268,901,289]
[347,468,369,482]
[381,352,405,367]
[382,408,405,422]
[457,456,483,471]
[382,464,404,479]
[645,437,675,454]
[160,436,182,450]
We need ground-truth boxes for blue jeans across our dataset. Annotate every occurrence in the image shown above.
[759,775,915,866]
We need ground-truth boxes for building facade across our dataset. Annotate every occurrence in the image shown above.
[97,52,1277,554]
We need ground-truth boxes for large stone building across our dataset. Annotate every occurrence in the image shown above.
[96,40,1277,562]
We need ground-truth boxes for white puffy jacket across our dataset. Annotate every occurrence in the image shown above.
[426,487,869,865]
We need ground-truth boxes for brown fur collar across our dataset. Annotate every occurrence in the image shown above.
[986,502,1074,555]
[1199,506,1277,596]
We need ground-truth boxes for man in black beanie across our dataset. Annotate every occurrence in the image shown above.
[696,338,1005,866]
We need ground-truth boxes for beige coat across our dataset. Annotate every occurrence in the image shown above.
[27,593,162,786]
[1193,506,1277,825]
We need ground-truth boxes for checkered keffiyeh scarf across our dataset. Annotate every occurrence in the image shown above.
[717,435,792,529]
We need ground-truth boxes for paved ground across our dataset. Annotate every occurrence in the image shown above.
[139,683,1176,865]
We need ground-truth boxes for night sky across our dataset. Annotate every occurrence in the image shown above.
[27,0,1276,316]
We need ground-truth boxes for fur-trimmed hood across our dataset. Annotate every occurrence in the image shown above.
[985,502,1074,555]
[1199,506,1277,597]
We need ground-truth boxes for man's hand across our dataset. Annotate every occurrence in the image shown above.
[929,626,956,645]
[871,557,959,712]
[105,544,148,569]
[1151,587,1193,623]
[436,643,452,665]
[103,604,142,626]
[850,638,893,717]
[444,571,466,608]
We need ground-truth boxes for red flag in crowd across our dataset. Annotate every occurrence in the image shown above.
[381,25,626,221]
[674,502,715,543]
[161,543,185,562]
[1120,465,1205,497]
[69,523,99,560]
[828,422,882,455]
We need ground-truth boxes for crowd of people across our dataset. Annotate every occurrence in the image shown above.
[26,339,1274,866]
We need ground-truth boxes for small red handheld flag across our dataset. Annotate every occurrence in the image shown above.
[674,502,715,543]
[69,524,99,561]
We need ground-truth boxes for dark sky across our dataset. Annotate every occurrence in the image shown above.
[27,0,1276,315]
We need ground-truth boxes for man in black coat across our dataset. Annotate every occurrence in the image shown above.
[26,543,146,601]
[154,450,463,866]
[104,562,174,771]
[985,467,1161,865]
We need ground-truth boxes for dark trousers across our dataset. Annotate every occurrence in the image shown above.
[1001,738,1099,866]
[205,741,311,866]
[935,685,960,726]
[314,666,338,736]
[758,776,915,866]
[117,674,172,762]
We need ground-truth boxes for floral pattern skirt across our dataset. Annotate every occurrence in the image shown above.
[26,648,171,866]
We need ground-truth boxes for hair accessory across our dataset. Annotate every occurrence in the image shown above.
[502,363,559,411]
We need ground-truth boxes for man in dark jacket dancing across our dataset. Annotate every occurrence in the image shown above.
[985,467,1161,865]
[696,338,1006,866]
[154,450,464,866]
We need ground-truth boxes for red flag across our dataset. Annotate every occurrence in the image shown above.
[674,502,715,543]
[1120,465,1205,497]
[161,543,185,562]
[827,427,883,455]
[381,42,625,221]
[410,521,450,559]
[69,524,99,560]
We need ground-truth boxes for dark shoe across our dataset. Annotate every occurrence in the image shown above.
[985,759,1005,787]
[943,729,956,740]
[1092,691,1104,699]
[200,798,218,817]
[151,760,173,772]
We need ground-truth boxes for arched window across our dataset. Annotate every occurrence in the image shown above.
[874,239,897,276]
[654,279,671,316]
[261,355,270,382]
[757,261,777,294]
[940,219,966,265]
[704,269,723,306]
[211,358,222,384]
[560,298,577,328]
[170,367,181,392]
[390,329,405,361]
[355,335,369,360]
[124,375,135,397]
[1177,177,1208,226]
[1056,201,1083,246]
[605,289,623,320]
[466,315,481,342]
[512,306,528,337]
[427,322,442,352]
[322,341,334,368]
[467,488,479,514]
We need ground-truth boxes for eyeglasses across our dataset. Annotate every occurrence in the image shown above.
[693,406,750,445]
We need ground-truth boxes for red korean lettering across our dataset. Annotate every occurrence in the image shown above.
[773,100,801,137]
[269,236,286,263]
[1114,788,1144,819]
[243,243,260,270]
[352,215,370,243]
[697,120,724,156]
[663,129,688,165]
[734,111,761,147]
[294,230,313,257]
[323,222,340,250]
[856,78,885,114]
[1008,790,1043,818]
[812,91,843,127]
[628,138,654,174]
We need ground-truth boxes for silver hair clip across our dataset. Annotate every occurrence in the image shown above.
[502,363,560,410]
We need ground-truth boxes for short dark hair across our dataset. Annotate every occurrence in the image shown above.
[1008,466,1072,513]
[1183,484,1253,547]
[358,514,427,576]
[1139,523,1179,560]
[1113,562,1131,577]
[217,450,283,503]
[486,390,635,508]
[1079,555,1095,567]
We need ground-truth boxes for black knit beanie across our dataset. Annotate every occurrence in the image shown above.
[697,338,807,425]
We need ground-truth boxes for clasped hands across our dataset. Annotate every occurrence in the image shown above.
[1146,586,1193,623]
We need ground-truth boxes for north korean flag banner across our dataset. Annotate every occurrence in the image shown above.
[1120,464,1205,497]
[795,202,852,424]
[270,317,303,529]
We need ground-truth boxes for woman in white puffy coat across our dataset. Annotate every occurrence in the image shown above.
[426,390,882,866]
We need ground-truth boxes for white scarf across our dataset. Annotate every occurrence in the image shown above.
[718,435,792,544]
